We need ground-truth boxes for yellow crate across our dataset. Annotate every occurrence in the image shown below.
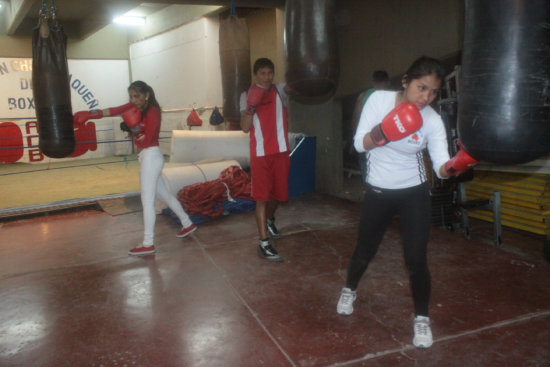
[465,171,550,235]
[466,189,548,210]
[469,211,550,236]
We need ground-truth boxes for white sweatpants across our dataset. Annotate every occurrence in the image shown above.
[138,146,193,246]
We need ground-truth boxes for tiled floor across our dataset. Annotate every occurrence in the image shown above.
[0,192,549,367]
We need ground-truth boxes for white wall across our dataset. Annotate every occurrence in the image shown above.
[127,5,223,44]
[129,17,222,109]
[129,17,224,153]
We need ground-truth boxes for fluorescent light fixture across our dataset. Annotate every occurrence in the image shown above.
[113,15,146,26]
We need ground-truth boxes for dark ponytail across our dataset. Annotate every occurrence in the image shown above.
[128,80,160,114]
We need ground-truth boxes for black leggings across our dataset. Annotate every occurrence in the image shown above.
[346,183,432,316]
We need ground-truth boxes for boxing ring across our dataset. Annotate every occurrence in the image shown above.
[0,129,316,221]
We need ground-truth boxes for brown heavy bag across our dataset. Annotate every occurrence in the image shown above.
[219,15,251,130]
[285,0,339,102]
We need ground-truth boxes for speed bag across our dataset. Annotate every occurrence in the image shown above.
[458,0,550,164]
[32,19,75,158]
[209,106,224,126]
[187,109,203,127]
[285,0,339,102]
[219,16,251,127]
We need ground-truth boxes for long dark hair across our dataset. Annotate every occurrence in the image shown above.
[128,80,160,114]
[402,56,445,85]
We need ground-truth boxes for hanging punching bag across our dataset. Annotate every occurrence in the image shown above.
[32,6,74,158]
[285,0,339,101]
[219,14,251,130]
[458,0,550,164]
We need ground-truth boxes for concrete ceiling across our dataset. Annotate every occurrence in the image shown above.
[3,0,284,39]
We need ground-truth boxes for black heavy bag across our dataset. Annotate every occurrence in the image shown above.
[285,0,339,101]
[458,0,550,164]
[219,15,251,130]
[32,14,74,158]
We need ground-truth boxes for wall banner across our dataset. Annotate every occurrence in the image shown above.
[0,58,130,163]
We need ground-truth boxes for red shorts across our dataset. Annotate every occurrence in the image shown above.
[250,152,290,202]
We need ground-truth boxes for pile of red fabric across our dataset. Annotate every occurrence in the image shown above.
[177,165,252,218]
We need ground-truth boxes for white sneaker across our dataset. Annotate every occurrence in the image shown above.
[337,287,357,315]
[413,316,433,348]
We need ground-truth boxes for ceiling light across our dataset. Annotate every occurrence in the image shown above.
[113,16,146,26]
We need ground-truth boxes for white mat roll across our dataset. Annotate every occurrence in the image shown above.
[169,130,306,170]
[170,130,250,167]
[161,159,241,197]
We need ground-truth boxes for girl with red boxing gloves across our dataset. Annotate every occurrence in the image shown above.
[336,57,477,349]
[73,81,196,255]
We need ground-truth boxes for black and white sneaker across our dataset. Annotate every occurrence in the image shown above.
[258,239,283,262]
[267,217,281,238]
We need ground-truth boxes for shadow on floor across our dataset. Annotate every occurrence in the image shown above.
[0,190,548,367]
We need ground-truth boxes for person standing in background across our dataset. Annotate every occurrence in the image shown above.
[240,58,290,262]
[351,70,390,185]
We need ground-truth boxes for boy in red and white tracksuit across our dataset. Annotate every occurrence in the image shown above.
[240,58,290,262]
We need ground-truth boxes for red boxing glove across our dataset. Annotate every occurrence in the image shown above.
[370,102,423,146]
[246,84,267,115]
[73,109,103,126]
[122,106,142,133]
[445,142,478,176]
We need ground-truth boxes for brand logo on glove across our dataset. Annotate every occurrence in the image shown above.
[393,115,406,133]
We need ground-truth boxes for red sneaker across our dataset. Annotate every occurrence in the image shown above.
[176,224,197,238]
[128,245,156,256]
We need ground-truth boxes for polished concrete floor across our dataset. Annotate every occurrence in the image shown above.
[1,192,549,367]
